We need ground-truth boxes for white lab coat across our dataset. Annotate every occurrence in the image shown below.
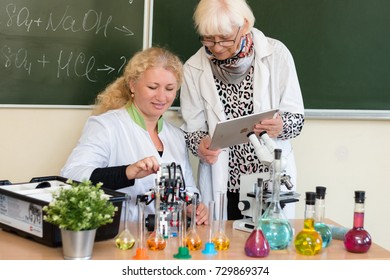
[61,108,199,221]
[180,28,304,219]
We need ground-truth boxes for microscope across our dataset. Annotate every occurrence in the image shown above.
[232,131,300,232]
[138,162,196,238]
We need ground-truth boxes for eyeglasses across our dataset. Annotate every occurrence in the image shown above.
[200,27,241,47]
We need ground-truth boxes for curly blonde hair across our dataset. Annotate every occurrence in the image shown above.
[93,47,183,115]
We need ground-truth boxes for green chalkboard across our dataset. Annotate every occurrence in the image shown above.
[152,0,390,110]
[0,0,145,106]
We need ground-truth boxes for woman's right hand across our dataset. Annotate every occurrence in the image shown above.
[198,136,221,165]
[125,156,160,180]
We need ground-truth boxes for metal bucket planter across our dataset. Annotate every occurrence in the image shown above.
[61,228,97,260]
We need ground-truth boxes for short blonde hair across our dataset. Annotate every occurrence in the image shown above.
[93,47,183,115]
[193,0,255,36]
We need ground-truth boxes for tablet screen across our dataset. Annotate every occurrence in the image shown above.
[209,109,279,150]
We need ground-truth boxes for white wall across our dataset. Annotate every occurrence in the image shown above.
[292,117,390,252]
[1,108,389,251]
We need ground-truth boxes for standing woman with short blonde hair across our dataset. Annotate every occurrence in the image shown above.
[180,0,305,220]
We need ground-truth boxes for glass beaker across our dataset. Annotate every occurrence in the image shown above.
[294,192,322,255]
[244,178,270,257]
[314,186,332,248]
[344,190,372,253]
[146,187,166,251]
[202,201,217,255]
[173,200,191,259]
[261,149,293,250]
[212,192,230,250]
[185,195,202,250]
[114,193,135,250]
[133,196,149,260]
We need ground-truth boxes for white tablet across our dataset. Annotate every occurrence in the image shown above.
[209,109,279,150]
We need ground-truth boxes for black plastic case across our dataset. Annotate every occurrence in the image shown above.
[0,176,125,247]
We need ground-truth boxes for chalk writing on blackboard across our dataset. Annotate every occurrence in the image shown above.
[0,0,144,106]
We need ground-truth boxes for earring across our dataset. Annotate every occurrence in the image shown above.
[131,93,134,98]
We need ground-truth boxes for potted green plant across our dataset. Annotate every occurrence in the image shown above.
[43,179,118,260]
